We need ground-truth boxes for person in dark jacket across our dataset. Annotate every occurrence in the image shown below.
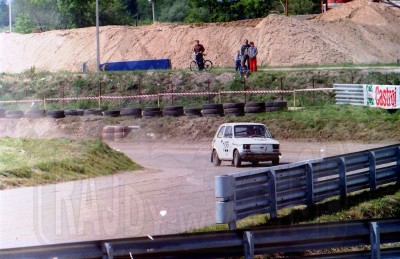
[240,39,250,68]
[193,40,205,70]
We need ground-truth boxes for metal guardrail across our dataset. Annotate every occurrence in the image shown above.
[215,144,400,228]
[1,218,399,259]
[333,83,364,106]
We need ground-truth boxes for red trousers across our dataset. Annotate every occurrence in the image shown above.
[249,57,257,71]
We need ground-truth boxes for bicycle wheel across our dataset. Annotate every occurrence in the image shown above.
[204,60,213,71]
[189,60,198,71]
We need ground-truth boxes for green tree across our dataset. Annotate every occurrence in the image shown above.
[14,12,36,33]
[159,0,189,22]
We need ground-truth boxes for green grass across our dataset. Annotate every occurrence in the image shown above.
[0,137,141,189]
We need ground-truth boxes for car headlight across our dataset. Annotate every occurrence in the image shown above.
[243,144,251,150]
[273,144,280,150]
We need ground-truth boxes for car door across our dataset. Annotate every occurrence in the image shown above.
[222,126,233,159]
[213,126,227,159]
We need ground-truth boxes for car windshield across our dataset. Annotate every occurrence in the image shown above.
[234,125,272,138]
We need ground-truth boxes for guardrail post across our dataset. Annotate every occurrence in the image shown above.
[215,175,236,229]
[102,242,113,259]
[369,222,381,259]
[368,151,377,192]
[305,163,314,206]
[268,170,278,218]
[243,231,254,259]
[339,157,347,203]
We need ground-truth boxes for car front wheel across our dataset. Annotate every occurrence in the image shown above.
[212,149,221,166]
[233,150,242,167]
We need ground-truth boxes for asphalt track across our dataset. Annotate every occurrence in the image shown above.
[0,140,390,249]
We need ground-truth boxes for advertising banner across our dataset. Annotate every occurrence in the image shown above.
[364,84,400,109]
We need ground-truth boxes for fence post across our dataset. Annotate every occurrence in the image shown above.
[170,81,174,105]
[368,152,377,192]
[215,175,236,229]
[102,242,113,259]
[157,93,160,108]
[207,79,211,104]
[268,170,278,218]
[244,77,247,103]
[339,157,347,202]
[243,231,254,259]
[305,162,314,206]
[369,222,380,259]
[293,90,296,108]
[280,77,284,101]
[43,98,46,110]
[218,91,222,104]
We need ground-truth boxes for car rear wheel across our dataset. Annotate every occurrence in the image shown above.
[212,149,221,166]
[272,157,280,166]
[233,150,242,167]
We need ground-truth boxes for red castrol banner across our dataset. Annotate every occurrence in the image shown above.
[364,84,400,109]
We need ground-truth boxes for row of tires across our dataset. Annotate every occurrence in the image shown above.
[0,101,287,119]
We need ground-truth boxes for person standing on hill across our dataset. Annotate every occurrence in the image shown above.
[193,40,205,70]
[234,50,241,71]
[248,42,258,71]
[240,39,250,68]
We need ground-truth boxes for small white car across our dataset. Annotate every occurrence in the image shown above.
[211,122,281,167]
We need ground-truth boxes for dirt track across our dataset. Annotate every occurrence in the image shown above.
[1,0,399,72]
[0,140,390,249]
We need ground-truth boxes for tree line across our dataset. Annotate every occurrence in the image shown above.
[0,0,322,33]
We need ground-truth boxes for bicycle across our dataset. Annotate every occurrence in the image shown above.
[189,53,213,71]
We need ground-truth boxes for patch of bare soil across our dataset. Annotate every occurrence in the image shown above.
[0,0,399,73]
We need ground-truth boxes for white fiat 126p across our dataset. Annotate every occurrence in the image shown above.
[211,122,281,167]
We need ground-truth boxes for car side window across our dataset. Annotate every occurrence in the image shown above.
[224,126,232,138]
[217,126,225,138]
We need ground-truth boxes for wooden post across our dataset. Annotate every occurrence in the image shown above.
[285,0,289,16]
[170,81,174,105]
[244,77,247,103]
[280,77,284,101]
[207,79,211,104]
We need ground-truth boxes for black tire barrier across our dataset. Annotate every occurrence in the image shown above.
[103,110,121,117]
[163,106,184,117]
[265,101,288,109]
[244,106,265,113]
[201,108,224,117]
[265,106,284,112]
[65,109,84,116]
[120,108,142,118]
[223,102,245,109]
[163,106,184,111]
[76,109,85,116]
[144,107,161,112]
[6,110,24,119]
[143,107,162,117]
[0,109,6,118]
[202,103,223,110]
[84,109,103,116]
[46,110,65,119]
[224,108,244,114]
[25,109,46,118]
[245,102,265,108]
[184,108,202,117]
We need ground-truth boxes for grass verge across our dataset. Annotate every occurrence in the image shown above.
[0,137,141,189]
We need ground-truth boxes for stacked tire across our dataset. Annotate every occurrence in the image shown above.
[201,104,223,117]
[143,107,162,118]
[25,109,46,118]
[244,102,265,115]
[265,101,288,112]
[103,110,121,117]
[84,109,103,116]
[46,110,65,119]
[223,103,245,116]
[6,110,24,119]
[163,106,184,117]
[121,108,142,118]
[184,108,202,117]
[65,109,84,116]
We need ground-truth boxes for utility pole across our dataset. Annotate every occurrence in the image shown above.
[8,0,12,32]
[285,0,289,16]
[96,0,100,71]
[149,0,155,23]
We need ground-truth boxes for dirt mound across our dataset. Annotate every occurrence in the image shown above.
[0,0,399,73]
